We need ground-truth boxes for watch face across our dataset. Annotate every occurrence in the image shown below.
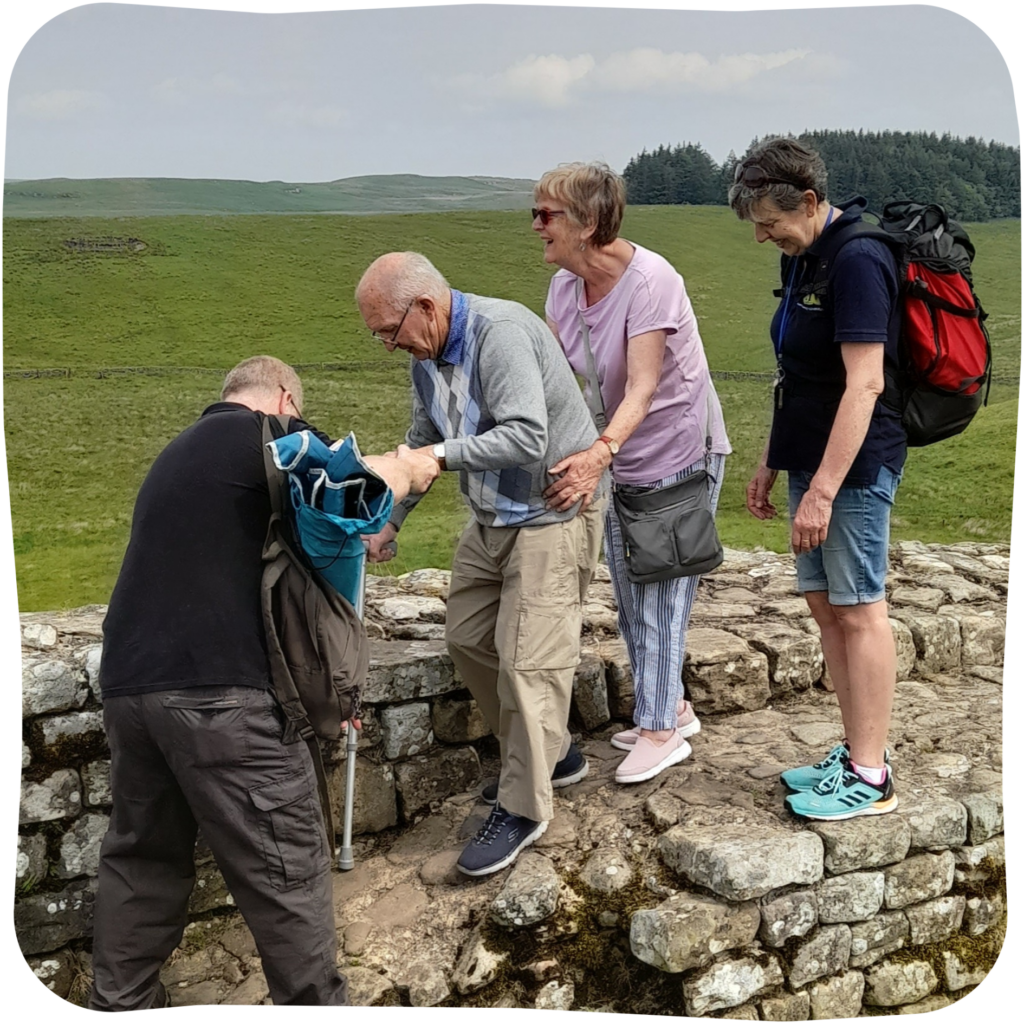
[609,440,620,455]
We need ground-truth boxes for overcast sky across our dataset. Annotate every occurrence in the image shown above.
[4,2,1019,182]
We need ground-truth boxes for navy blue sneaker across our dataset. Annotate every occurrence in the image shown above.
[456,804,548,877]
[480,742,589,805]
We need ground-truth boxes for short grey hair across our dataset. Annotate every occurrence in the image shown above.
[728,137,828,221]
[356,251,449,314]
[221,355,303,411]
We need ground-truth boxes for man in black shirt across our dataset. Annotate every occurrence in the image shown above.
[89,356,438,1009]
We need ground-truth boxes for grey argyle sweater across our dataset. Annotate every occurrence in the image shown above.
[390,290,605,530]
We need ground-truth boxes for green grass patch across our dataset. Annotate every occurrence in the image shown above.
[2,174,538,218]
[3,208,1019,611]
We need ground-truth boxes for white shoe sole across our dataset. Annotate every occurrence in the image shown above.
[456,820,549,877]
[552,759,589,788]
[615,739,693,784]
[610,717,701,752]
[791,794,899,822]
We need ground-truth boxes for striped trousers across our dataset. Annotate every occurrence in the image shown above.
[605,453,726,731]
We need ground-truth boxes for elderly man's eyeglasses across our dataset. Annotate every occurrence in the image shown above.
[734,164,806,191]
[279,384,302,419]
[371,298,415,346]
[531,208,567,226]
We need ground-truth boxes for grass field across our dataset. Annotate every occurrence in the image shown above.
[3,207,1019,611]
[3,174,537,217]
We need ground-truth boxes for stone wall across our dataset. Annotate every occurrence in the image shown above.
[17,541,1007,1010]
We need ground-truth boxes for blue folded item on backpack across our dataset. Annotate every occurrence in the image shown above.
[267,430,393,606]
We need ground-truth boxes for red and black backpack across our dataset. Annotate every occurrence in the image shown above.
[809,200,992,447]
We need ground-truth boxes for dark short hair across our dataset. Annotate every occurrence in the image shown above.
[728,137,828,220]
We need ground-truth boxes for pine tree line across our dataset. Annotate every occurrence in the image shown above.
[622,130,1021,220]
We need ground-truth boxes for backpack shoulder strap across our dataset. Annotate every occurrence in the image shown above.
[261,413,293,519]
[805,216,904,306]
[815,217,900,268]
[773,254,796,299]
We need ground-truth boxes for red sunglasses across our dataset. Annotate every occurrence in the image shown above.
[531,208,567,226]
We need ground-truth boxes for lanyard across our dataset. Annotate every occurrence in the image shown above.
[774,206,835,361]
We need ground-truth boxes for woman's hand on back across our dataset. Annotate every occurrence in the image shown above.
[545,443,611,512]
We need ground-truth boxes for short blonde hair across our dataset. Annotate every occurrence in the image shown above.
[221,355,303,412]
[534,161,626,247]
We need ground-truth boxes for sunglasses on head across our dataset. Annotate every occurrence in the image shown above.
[531,208,567,226]
[734,164,807,191]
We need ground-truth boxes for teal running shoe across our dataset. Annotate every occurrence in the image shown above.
[786,763,898,821]
[781,744,892,792]
[780,743,849,792]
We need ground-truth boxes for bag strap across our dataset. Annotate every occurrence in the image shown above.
[306,734,336,850]
[700,386,714,475]
[261,413,293,519]
[906,277,982,318]
[575,277,609,432]
[576,276,718,476]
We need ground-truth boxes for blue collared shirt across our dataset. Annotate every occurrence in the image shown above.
[438,289,470,365]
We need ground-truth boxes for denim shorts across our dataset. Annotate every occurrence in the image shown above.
[787,464,902,605]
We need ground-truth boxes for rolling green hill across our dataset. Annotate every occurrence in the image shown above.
[3,207,1019,610]
[2,174,537,218]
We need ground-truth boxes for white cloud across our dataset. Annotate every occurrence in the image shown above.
[449,47,819,107]
[451,53,596,109]
[153,73,245,104]
[592,47,811,93]
[13,89,104,120]
[267,101,346,128]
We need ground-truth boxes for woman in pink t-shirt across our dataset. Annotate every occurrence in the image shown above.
[533,161,731,785]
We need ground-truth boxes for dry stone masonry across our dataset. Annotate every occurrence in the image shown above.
[18,541,1006,1011]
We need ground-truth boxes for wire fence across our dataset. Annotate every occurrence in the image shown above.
[2,362,395,381]
[4,364,1020,386]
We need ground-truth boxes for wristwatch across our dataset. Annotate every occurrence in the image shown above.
[598,435,620,456]
[432,443,447,471]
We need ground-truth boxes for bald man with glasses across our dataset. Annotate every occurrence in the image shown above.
[356,251,608,877]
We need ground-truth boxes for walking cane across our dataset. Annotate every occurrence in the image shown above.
[338,537,397,871]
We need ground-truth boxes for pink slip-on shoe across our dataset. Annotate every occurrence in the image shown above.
[610,701,701,751]
[615,729,692,784]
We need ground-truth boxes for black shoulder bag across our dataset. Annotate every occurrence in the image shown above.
[575,278,723,584]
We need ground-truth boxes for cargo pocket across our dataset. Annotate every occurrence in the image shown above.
[249,773,322,891]
[161,693,249,768]
[512,602,581,671]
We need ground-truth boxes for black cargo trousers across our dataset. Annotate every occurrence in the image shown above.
[89,685,348,1009]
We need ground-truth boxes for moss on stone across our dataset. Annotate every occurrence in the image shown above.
[880,913,1006,996]
[461,847,1006,1015]
[459,863,689,1014]
[951,857,1006,901]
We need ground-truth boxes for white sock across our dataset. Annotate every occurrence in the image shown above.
[850,760,887,786]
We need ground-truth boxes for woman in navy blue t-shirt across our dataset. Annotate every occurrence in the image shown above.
[728,137,906,822]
